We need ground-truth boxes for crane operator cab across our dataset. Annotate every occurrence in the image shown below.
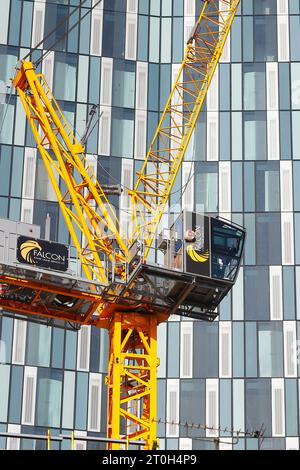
[118,212,246,322]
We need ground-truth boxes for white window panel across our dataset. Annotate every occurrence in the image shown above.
[21,199,34,224]
[266,63,279,111]
[125,13,137,61]
[22,366,37,426]
[184,0,195,17]
[207,112,219,161]
[180,438,192,450]
[280,161,293,212]
[166,379,180,437]
[269,266,283,321]
[182,162,194,212]
[206,379,219,437]
[219,162,231,213]
[92,0,102,9]
[0,340,6,364]
[88,373,102,432]
[134,110,147,159]
[171,64,183,153]
[91,10,103,56]
[232,267,244,320]
[272,379,285,437]
[12,319,27,365]
[100,58,113,106]
[42,51,54,92]
[220,31,230,63]
[7,425,21,451]
[136,62,148,110]
[219,1,230,63]
[219,322,232,378]
[127,0,137,13]
[283,322,297,378]
[286,438,299,450]
[77,326,91,371]
[207,65,219,112]
[32,1,45,49]
[281,213,294,265]
[120,159,133,238]
[98,107,111,156]
[85,154,98,188]
[22,148,37,199]
[184,17,195,46]
[219,438,233,450]
[180,322,193,378]
[219,1,231,62]
[277,15,290,62]
[0,365,10,422]
[74,431,87,450]
[267,111,280,160]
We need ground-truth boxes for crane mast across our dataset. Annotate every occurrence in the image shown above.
[8,0,240,450]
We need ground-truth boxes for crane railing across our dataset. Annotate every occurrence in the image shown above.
[130,0,240,258]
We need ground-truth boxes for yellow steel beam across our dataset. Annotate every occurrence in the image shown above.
[130,0,240,258]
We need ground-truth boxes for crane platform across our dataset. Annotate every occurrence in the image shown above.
[103,213,245,322]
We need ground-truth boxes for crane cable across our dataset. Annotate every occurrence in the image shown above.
[21,0,90,62]
[1,0,100,136]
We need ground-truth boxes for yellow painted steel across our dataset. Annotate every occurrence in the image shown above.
[130,0,240,258]
[106,313,158,450]
[13,62,129,286]
[47,429,51,451]
[10,0,240,450]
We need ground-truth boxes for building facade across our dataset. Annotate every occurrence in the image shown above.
[0,0,300,450]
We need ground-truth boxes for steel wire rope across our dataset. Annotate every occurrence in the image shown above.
[21,0,90,62]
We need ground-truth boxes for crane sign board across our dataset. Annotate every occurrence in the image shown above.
[17,236,69,272]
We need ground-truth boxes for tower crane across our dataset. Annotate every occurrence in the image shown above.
[0,0,244,450]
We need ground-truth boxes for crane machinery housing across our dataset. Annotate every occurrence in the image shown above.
[0,0,244,450]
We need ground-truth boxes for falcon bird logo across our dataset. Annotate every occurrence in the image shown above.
[186,244,209,263]
[19,240,42,264]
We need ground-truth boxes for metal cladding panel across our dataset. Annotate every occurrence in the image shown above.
[0,219,40,265]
